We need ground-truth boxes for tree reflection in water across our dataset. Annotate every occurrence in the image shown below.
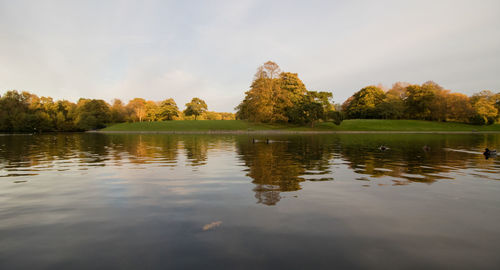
[236,140,305,205]
[0,133,498,205]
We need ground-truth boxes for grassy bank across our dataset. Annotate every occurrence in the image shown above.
[101,120,500,132]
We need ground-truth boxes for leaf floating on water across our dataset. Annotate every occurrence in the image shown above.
[202,221,222,231]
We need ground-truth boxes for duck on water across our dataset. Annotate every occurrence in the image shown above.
[483,148,497,157]
[379,145,389,151]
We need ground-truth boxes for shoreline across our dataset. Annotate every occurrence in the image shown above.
[88,130,500,135]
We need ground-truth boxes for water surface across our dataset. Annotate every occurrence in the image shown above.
[0,133,499,269]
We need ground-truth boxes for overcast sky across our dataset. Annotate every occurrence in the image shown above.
[1,0,499,111]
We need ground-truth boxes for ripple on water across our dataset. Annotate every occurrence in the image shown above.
[0,133,499,269]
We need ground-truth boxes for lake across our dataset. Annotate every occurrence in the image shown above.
[0,133,499,269]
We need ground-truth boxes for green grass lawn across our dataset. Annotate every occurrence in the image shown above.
[102,120,277,131]
[102,119,500,132]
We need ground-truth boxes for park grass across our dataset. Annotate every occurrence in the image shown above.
[102,119,500,132]
[102,120,278,131]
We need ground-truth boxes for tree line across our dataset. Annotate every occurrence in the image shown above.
[0,92,235,132]
[342,82,500,125]
[2,61,498,132]
[237,61,499,126]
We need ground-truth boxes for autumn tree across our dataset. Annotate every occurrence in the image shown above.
[235,61,283,123]
[423,81,449,121]
[184,98,207,120]
[110,99,127,123]
[470,90,499,125]
[446,93,473,122]
[127,98,147,122]
[236,76,274,122]
[205,111,222,120]
[145,101,160,121]
[219,112,235,120]
[236,61,337,125]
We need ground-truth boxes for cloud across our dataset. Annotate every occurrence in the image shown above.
[0,0,499,111]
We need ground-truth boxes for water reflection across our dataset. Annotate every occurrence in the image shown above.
[337,134,500,185]
[236,140,304,205]
[1,133,500,269]
[0,133,499,205]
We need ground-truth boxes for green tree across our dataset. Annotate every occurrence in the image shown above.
[405,84,435,120]
[328,111,344,125]
[158,98,179,120]
[75,99,111,130]
[376,83,408,119]
[376,95,405,119]
[55,100,77,131]
[343,86,385,119]
[184,98,207,120]
[299,92,325,127]
[279,72,308,123]
[0,90,30,132]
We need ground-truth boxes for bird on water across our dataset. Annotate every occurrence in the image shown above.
[379,145,389,151]
[483,148,497,157]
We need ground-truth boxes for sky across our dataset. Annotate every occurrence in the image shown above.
[1,0,499,112]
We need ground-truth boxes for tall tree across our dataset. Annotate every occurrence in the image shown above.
[236,61,282,123]
[236,61,321,124]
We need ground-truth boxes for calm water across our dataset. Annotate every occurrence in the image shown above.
[0,133,499,269]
